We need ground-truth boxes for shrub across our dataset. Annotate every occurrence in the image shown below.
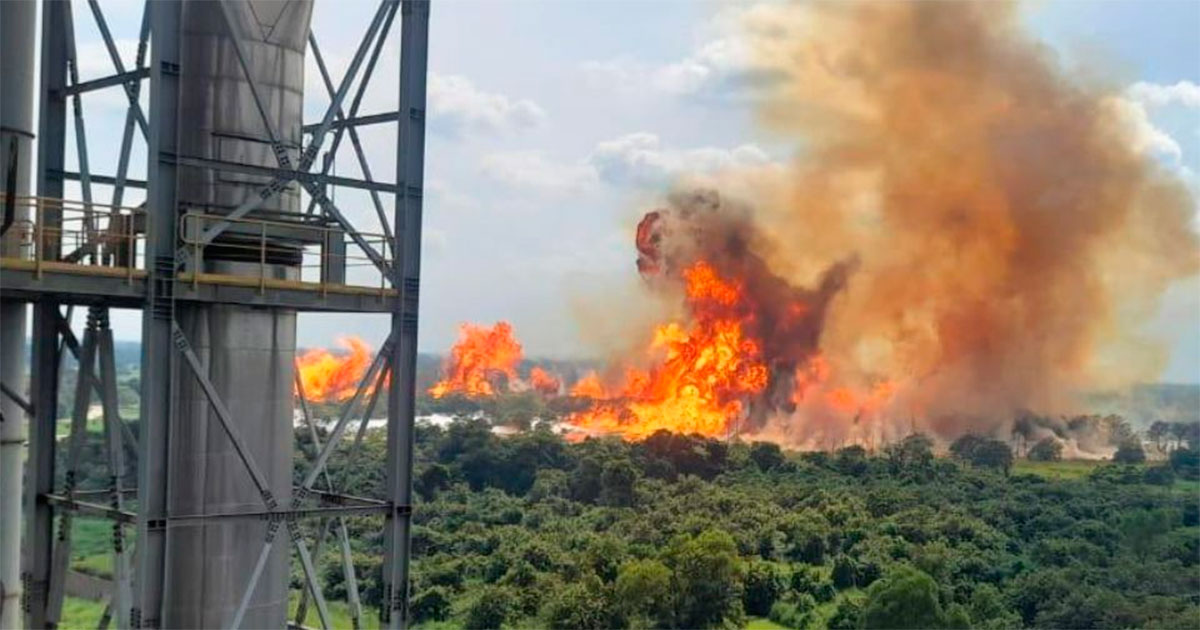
[1143,465,1175,486]
[1113,441,1146,464]
[768,600,811,630]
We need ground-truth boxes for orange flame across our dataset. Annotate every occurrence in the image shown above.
[429,322,523,398]
[296,337,373,402]
[568,261,770,439]
[529,366,561,395]
[570,372,608,398]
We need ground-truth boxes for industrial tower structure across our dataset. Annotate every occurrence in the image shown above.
[0,0,429,627]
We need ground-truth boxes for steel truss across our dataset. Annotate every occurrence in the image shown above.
[5,0,430,628]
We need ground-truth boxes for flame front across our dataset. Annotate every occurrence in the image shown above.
[429,322,523,398]
[569,261,770,439]
[529,367,561,395]
[296,337,372,402]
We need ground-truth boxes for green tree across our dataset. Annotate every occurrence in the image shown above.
[949,435,986,461]
[749,441,786,471]
[742,559,786,616]
[614,559,672,628]
[1027,437,1062,462]
[862,566,948,630]
[951,436,1012,474]
[1113,440,1146,464]
[827,595,864,630]
[886,434,935,477]
[542,578,613,630]
[461,584,514,630]
[1119,508,1177,561]
[415,462,453,500]
[600,458,638,507]
[571,457,604,503]
[831,554,857,589]
[968,584,1021,630]
[665,529,745,629]
[972,439,1014,475]
[1148,420,1170,451]
[411,587,451,623]
[1168,447,1200,480]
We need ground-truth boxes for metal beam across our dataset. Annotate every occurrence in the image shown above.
[385,1,430,626]
[295,370,363,629]
[59,68,150,97]
[164,504,391,526]
[0,381,32,416]
[297,338,392,494]
[98,312,133,630]
[170,154,397,193]
[302,111,399,135]
[110,4,152,210]
[24,301,61,629]
[171,324,277,507]
[55,311,139,454]
[308,3,398,251]
[53,169,148,189]
[37,0,69,260]
[43,495,137,525]
[86,0,150,138]
[134,1,183,624]
[63,2,98,259]
[299,0,393,173]
[45,308,100,626]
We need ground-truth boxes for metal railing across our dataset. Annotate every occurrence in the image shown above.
[0,195,146,283]
[179,210,394,295]
[1,196,396,297]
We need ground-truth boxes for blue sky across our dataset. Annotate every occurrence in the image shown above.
[54,0,1199,382]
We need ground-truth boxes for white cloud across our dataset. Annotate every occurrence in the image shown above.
[1127,81,1200,109]
[427,73,547,136]
[582,40,755,100]
[580,4,774,101]
[479,151,597,196]
[481,133,777,196]
[589,132,774,188]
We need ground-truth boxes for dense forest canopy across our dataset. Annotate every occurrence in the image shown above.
[284,419,1200,630]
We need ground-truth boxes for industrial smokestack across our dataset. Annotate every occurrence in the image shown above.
[163,1,312,627]
[0,1,35,626]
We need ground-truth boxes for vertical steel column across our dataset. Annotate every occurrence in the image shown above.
[135,1,182,626]
[383,1,429,627]
[36,0,69,260]
[24,302,60,630]
[0,1,36,625]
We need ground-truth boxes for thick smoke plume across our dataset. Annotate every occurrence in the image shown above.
[600,0,1199,446]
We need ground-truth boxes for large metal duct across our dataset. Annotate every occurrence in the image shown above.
[0,1,35,626]
[163,1,312,627]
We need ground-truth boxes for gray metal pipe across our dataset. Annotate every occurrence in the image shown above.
[0,1,36,627]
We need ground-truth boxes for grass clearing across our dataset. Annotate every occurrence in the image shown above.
[1013,458,1103,480]
[746,616,789,629]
